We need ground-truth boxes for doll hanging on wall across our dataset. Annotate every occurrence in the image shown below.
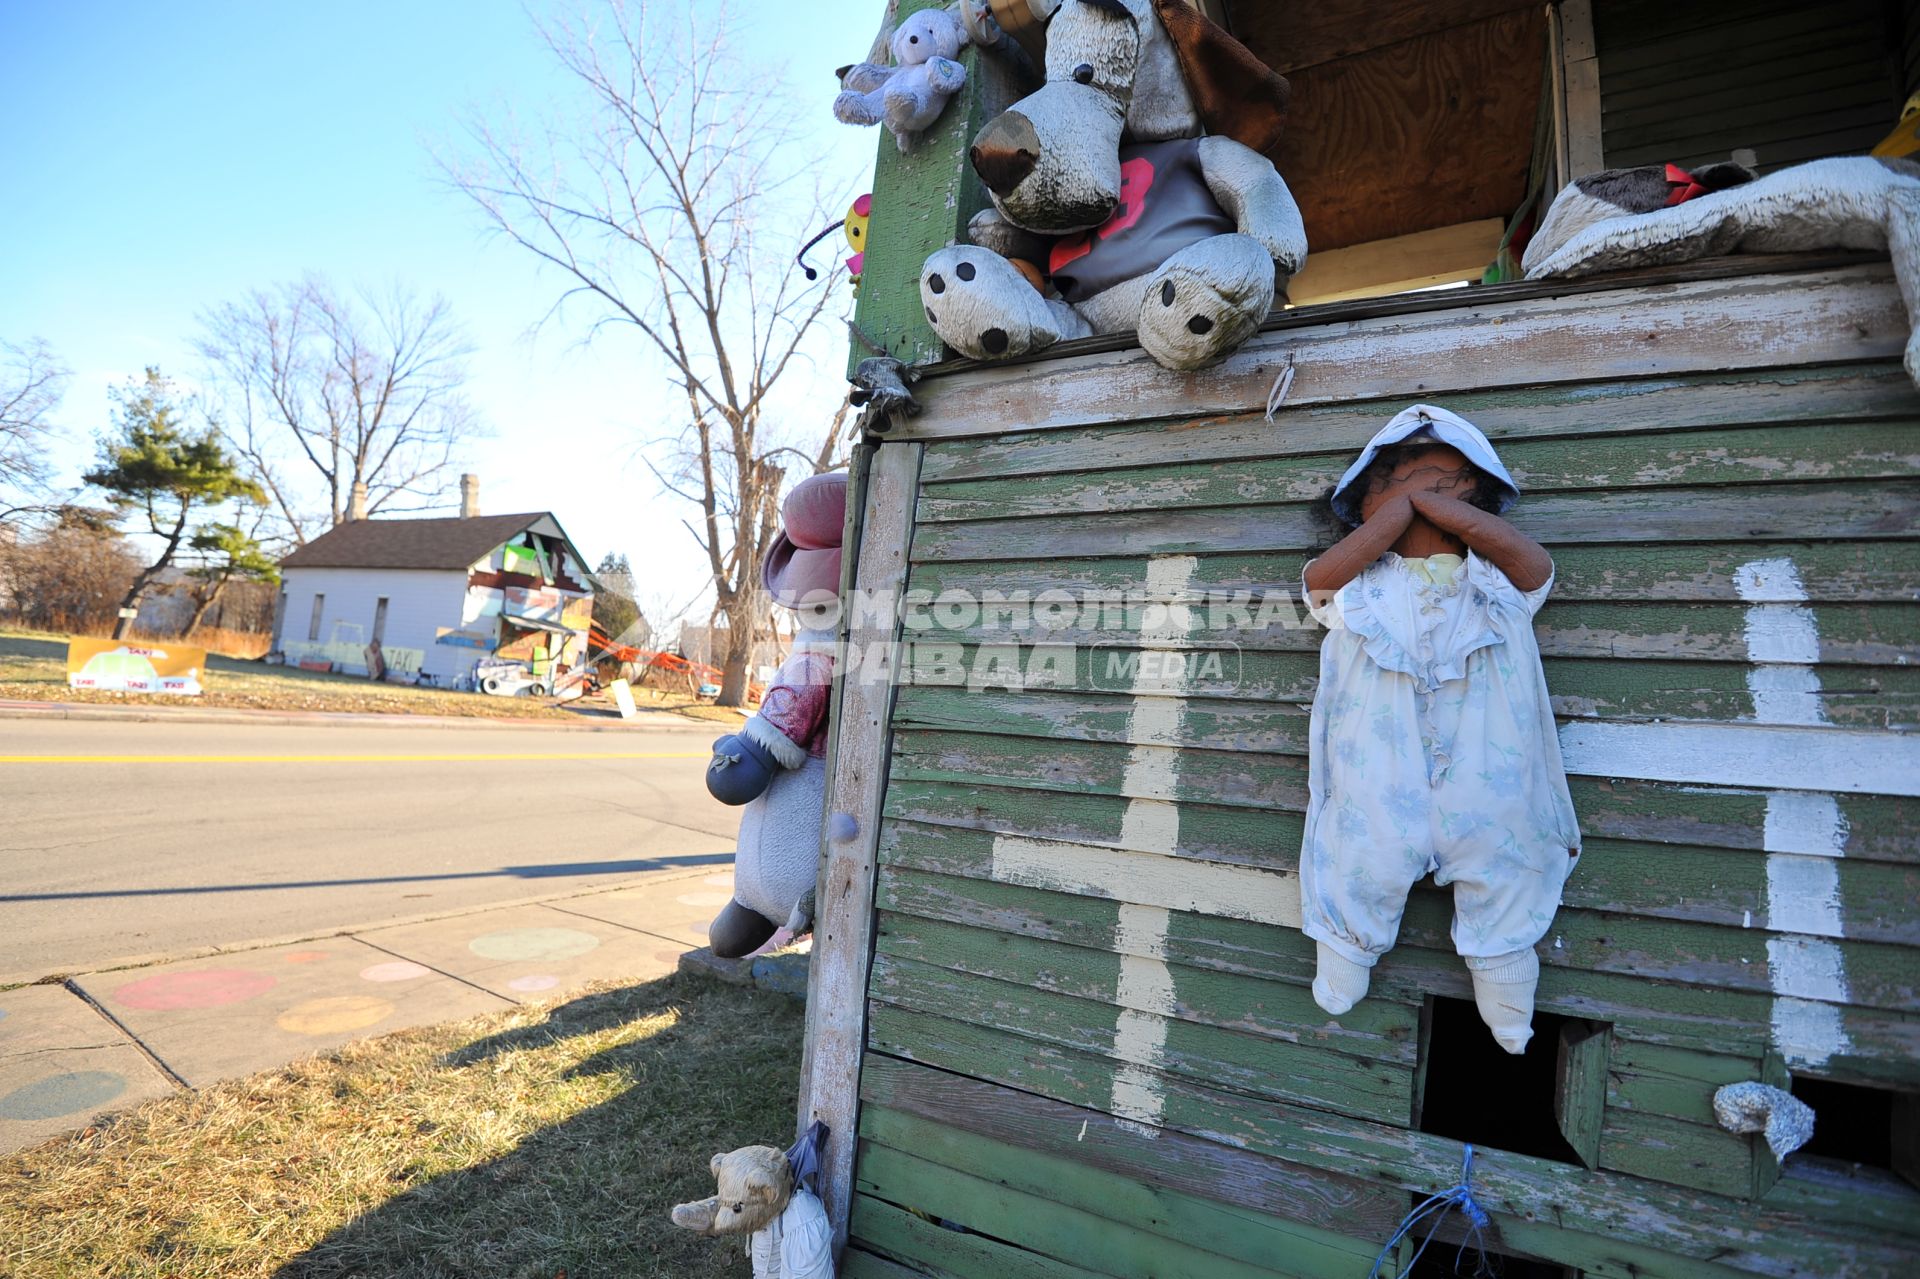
[1300,406,1581,1054]
[702,473,846,959]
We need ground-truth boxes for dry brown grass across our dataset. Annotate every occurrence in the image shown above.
[0,628,745,726]
[0,971,802,1278]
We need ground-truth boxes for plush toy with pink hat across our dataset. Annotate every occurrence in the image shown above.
[703,472,846,958]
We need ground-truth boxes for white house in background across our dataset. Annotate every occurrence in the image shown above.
[275,482,595,689]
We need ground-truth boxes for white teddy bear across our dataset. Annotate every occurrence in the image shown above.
[834,7,970,153]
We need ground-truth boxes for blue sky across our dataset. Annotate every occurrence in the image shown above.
[0,0,878,615]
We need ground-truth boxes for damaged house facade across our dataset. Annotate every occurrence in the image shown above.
[793,2,1920,1278]
[275,481,593,689]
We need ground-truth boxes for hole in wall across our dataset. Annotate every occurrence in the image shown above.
[1788,1075,1900,1169]
[1416,995,1584,1166]
[1402,1242,1576,1278]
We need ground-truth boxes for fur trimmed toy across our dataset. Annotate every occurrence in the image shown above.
[917,0,1306,371]
[671,1125,834,1279]
[1523,155,1920,387]
[834,7,970,152]
[702,473,847,959]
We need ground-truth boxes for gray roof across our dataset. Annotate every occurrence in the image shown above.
[280,513,574,572]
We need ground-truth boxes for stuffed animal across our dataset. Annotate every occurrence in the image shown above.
[916,0,1306,370]
[797,194,874,292]
[671,1126,834,1279]
[702,473,846,959]
[834,7,970,152]
[1300,406,1583,1055]
[1522,155,1920,386]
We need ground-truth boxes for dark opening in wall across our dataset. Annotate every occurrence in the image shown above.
[1416,996,1587,1166]
[1790,1075,1896,1167]
[1403,1240,1576,1279]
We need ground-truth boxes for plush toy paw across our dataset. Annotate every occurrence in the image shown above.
[833,89,884,128]
[921,245,1089,359]
[707,732,777,805]
[1136,232,1275,371]
[836,61,893,95]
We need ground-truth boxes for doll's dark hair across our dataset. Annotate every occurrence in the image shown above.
[1350,437,1509,517]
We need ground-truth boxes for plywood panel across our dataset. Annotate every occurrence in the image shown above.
[1226,0,1538,75]
[1271,8,1547,250]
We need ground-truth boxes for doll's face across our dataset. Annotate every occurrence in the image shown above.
[1356,443,1479,521]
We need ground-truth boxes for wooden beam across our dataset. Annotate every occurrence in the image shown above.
[795,439,924,1255]
[890,263,1910,441]
[846,1,1033,373]
[1560,0,1605,175]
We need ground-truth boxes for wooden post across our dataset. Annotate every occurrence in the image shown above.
[1558,0,1604,177]
[846,0,1034,374]
[796,439,923,1255]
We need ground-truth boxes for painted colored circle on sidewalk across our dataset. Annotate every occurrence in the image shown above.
[468,927,600,962]
[114,969,276,1011]
[703,873,734,886]
[360,961,432,983]
[654,949,687,965]
[276,995,394,1035]
[676,890,733,907]
[508,974,561,993]
[285,951,330,964]
[0,1071,127,1121]
[0,1007,10,1023]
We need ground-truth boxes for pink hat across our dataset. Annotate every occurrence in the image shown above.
[763,472,847,605]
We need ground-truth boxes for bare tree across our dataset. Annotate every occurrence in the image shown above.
[198,279,482,543]
[445,0,846,706]
[0,338,72,526]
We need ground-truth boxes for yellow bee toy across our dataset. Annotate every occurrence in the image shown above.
[798,194,873,292]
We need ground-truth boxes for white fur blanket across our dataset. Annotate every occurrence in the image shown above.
[1523,156,1920,385]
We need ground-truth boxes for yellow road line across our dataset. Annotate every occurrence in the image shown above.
[0,752,711,764]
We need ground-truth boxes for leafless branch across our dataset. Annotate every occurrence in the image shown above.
[197,279,484,543]
[440,0,849,706]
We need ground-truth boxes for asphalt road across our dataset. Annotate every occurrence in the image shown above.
[0,716,738,982]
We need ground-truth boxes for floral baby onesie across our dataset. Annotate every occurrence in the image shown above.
[1300,550,1582,976]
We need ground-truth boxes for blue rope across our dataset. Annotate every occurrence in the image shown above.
[1367,1145,1492,1278]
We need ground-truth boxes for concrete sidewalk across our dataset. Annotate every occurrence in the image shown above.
[0,866,757,1155]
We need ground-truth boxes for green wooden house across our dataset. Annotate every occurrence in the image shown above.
[797,2,1920,1276]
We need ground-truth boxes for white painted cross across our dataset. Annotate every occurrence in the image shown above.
[987,555,1294,1134]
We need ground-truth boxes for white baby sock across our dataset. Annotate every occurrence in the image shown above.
[1466,949,1540,1054]
[1312,942,1372,1015]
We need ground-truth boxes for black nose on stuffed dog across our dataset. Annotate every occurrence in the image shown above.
[971,111,1041,197]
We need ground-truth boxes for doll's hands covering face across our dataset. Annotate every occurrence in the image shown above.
[1357,444,1477,522]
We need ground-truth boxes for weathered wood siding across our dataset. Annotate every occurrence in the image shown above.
[836,262,1920,1279]
[1594,0,1906,173]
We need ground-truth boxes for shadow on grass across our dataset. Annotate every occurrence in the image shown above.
[273,971,804,1279]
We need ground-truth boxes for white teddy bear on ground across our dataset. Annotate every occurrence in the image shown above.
[834,7,970,153]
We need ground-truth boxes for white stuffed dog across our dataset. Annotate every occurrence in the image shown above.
[1523,155,1920,386]
[917,0,1306,370]
[835,7,970,152]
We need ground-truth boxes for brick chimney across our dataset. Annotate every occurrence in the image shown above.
[460,473,481,518]
[346,481,369,522]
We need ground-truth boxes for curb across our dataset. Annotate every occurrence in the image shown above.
[0,698,731,734]
[0,861,733,991]
[677,946,810,1001]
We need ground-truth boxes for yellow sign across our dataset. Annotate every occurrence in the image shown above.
[66,637,206,695]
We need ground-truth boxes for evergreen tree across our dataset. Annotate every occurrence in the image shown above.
[184,518,279,634]
[84,368,264,639]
